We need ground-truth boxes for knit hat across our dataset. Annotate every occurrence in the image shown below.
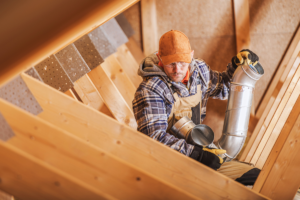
[158,30,192,65]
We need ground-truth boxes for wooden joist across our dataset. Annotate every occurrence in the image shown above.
[141,0,158,56]
[0,0,139,86]
[256,26,300,119]
[253,96,300,199]
[0,137,106,200]
[87,67,137,129]
[64,89,78,101]
[101,54,137,108]
[0,97,198,200]
[240,51,300,164]
[114,44,143,88]
[19,73,268,200]
[73,74,114,118]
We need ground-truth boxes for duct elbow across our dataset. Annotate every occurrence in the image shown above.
[217,62,264,161]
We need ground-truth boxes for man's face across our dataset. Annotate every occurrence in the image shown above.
[163,62,190,82]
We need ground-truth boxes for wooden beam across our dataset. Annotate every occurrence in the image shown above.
[0,98,198,200]
[240,54,300,162]
[114,44,143,88]
[21,73,269,200]
[141,0,158,56]
[101,54,137,108]
[126,37,145,65]
[253,105,300,199]
[233,0,250,51]
[0,140,105,200]
[0,0,139,87]
[64,89,78,100]
[256,26,300,119]
[253,96,300,195]
[73,74,114,118]
[251,60,300,167]
[87,66,137,129]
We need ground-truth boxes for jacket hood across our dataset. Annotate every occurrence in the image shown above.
[138,52,197,78]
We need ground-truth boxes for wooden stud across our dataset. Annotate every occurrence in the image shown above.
[64,89,78,100]
[253,96,300,193]
[114,44,143,88]
[253,107,300,199]
[126,37,145,65]
[0,98,199,200]
[141,0,158,56]
[73,74,114,118]
[0,0,139,86]
[101,54,137,108]
[87,66,137,129]
[20,73,269,200]
[0,140,106,200]
[240,54,300,162]
[253,73,300,168]
[256,27,300,119]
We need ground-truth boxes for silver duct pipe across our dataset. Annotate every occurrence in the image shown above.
[217,62,264,162]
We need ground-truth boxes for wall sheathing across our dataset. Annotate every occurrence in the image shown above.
[123,0,300,139]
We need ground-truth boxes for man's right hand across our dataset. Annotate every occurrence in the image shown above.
[231,49,259,69]
[190,145,226,170]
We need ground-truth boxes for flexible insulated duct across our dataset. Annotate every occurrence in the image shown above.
[217,62,264,162]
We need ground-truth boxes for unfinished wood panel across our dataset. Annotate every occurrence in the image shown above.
[0,190,13,200]
[251,60,300,167]
[0,98,198,200]
[21,73,268,200]
[126,37,145,64]
[101,54,136,108]
[233,0,250,51]
[141,0,158,56]
[73,74,113,118]
[253,96,300,192]
[0,141,104,200]
[254,113,300,199]
[114,44,143,88]
[87,66,137,129]
[64,89,78,100]
[256,27,300,119]
[240,55,300,162]
[0,0,139,87]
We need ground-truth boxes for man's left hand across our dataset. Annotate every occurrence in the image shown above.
[232,49,259,69]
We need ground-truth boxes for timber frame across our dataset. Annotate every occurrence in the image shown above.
[0,0,299,199]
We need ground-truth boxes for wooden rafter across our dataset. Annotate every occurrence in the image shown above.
[19,73,268,200]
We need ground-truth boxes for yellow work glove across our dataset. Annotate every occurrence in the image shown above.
[203,147,227,164]
[190,145,227,170]
[232,49,259,69]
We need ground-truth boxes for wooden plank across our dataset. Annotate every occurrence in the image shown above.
[0,98,197,200]
[233,0,256,116]
[114,44,143,88]
[73,74,114,118]
[126,37,145,65]
[233,0,250,51]
[21,73,269,200]
[141,0,158,56]
[256,26,300,119]
[0,190,13,200]
[240,55,300,162]
[0,140,105,200]
[101,54,137,108]
[87,66,137,129]
[64,89,78,100]
[251,61,300,167]
[0,0,139,87]
[253,112,300,199]
[253,96,300,193]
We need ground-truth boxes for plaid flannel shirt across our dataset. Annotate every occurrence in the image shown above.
[133,58,235,157]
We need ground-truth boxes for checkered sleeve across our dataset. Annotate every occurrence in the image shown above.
[207,62,235,100]
[133,88,194,156]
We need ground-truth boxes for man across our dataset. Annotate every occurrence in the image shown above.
[133,30,260,184]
